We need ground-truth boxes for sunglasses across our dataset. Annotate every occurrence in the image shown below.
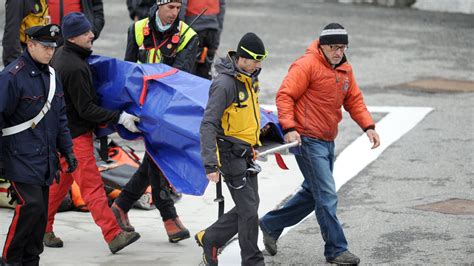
[240,46,268,61]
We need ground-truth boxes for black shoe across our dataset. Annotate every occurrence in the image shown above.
[326,250,360,265]
[194,230,218,266]
[259,220,277,256]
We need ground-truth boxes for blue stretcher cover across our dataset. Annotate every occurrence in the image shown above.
[88,55,283,196]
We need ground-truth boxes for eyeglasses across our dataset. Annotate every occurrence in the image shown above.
[240,46,268,61]
[328,45,348,52]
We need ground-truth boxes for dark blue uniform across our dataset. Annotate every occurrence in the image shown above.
[0,28,73,263]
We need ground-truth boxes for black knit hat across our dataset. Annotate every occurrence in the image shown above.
[237,32,266,60]
[319,23,348,45]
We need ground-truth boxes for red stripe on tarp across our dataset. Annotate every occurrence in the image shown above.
[274,153,289,170]
[0,188,8,193]
[139,68,178,106]
[2,182,24,260]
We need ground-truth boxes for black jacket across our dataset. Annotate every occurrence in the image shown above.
[50,41,120,138]
[124,4,199,73]
[0,50,73,185]
[2,0,105,67]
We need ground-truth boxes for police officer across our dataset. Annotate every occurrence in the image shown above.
[0,24,78,265]
[112,0,198,244]
[196,32,267,266]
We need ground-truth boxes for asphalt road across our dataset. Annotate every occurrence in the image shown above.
[1,0,473,265]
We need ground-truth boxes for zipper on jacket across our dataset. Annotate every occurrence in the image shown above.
[226,112,231,131]
[246,79,260,144]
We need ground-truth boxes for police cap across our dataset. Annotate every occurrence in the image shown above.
[25,24,61,47]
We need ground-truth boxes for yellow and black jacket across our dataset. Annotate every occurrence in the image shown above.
[2,0,49,66]
[200,51,261,173]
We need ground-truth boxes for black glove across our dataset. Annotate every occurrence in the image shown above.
[64,152,78,173]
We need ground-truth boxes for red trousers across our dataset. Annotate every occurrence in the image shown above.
[46,133,121,243]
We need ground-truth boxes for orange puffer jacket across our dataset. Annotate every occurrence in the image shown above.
[276,40,374,141]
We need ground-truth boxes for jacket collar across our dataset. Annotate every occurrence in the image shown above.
[308,40,351,72]
[22,50,49,76]
[64,41,93,59]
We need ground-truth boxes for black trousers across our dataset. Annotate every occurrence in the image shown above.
[204,149,264,266]
[194,29,219,80]
[115,154,177,221]
[2,181,48,266]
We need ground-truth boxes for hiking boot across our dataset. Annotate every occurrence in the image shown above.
[111,202,135,232]
[326,250,360,265]
[164,217,190,243]
[43,232,63,248]
[108,231,141,254]
[259,220,277,256]
[194,230,218,266]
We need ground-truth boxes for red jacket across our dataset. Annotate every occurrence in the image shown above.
[276,40,374,141]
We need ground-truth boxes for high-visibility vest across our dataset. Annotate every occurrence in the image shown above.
[134,18,196,64]
[20,0,49,44]
[221,73,261,146]
[185,0,220,16]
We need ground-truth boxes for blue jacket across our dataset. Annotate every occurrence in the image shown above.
[0,50,73,186]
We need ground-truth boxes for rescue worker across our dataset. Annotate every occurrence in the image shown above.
[180,0,226,79]
[196,32,267,266]
[45,12,141,254]
[2,0,49,66]
[0,24,77,265]
[259,23,380,265]
[112,0,198,243]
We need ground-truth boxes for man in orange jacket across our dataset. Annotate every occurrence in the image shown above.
[259,23,380,265]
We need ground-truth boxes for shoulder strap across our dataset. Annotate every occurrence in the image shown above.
[2,66,57,136]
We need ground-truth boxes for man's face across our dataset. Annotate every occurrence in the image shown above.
[237,57,262,74]
[320,44,347,65]
[157,3,181,25]
[68,30,95,50]
[27,40,55,64]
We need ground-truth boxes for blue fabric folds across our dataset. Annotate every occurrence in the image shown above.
[88,56,283,196]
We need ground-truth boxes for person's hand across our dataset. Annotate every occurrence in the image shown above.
[284,131,301,145]
[366,129,380,149]
[64,152,78,173]
[118,111,141,133]
[206,171,219,183]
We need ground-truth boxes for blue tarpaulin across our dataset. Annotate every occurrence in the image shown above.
[88,56,283,196]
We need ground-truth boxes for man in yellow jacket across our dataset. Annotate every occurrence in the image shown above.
[196,32,267,266]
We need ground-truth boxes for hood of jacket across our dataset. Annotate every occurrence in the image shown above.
[214,51,262,79]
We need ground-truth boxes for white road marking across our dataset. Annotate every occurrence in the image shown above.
[219,106,433,265]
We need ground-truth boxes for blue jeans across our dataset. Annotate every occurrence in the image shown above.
[260,136,348,258]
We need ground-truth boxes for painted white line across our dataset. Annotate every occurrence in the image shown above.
[219,106,433,265]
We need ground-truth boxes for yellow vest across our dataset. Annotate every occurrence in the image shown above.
[134,18,196,63]
[221,73,261,146]
[20,0,49,44]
